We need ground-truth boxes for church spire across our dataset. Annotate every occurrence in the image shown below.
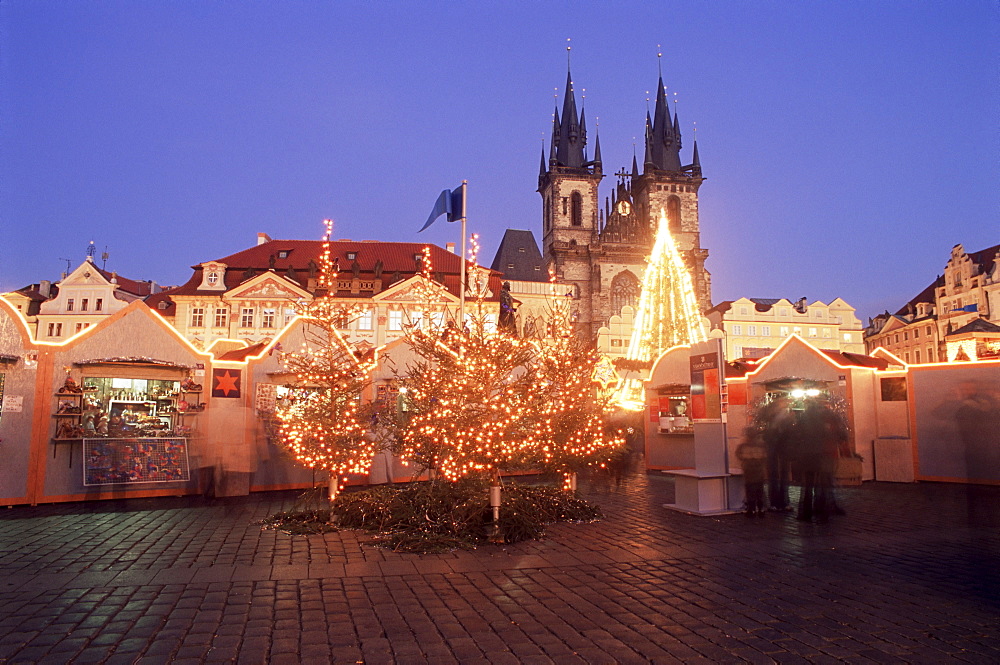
[554,68,587,168]
[644,74,682,172]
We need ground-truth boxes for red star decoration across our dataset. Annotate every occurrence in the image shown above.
[214,370,240,397]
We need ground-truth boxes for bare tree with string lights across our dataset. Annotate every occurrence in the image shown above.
[275,220,380,502]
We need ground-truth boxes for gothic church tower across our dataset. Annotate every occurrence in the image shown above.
[539,60,710,338]
[538,68,603,331]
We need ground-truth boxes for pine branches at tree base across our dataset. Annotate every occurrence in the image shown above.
[262,479,603,553]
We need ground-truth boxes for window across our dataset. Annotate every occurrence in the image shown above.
[283,308,296,325]
[880,377,907,401]
[214,308,228,328]
[914,349,921,363]
[610,271,640,315]
[48,322,62,337]
[843,333,853,342]
[240,308,254,328]
[747,325,757,336]
[666,195,681,232]
[206,271,220,286]
[732,324,743,335]
[926,325,933,336]
[346,252,356,260]
[409,311,424,330]
[927,346,934,361]
[780,326,789,336]
[815,310,824,318]
[518,247,525,253]
[904,352,910,363]
[779,308,789,317]
[570,192,583,226]
[333,312,349,329]
[914,328,920,338]
[793,327,802,335]
[278,250,290,259]
[190,308,204,328]
[358,310,373,331]
[81,299,89,312]
[75,322,87,333]
[733,345,743,358]
[903,331,909,341]
[430,311,444,330]
[67,299,74,312]
[262,308,276,328]
[95,298,103,312]
[808,328,818,337]
[762,326,771,336]
[388,310,403,331]
[739,306,749,316]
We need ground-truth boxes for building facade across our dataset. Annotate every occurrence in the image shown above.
[705,297,865,361]
[4,257,161,342]
[537,65,710,338]
[146,233,502,352]
[865,243,1000,363]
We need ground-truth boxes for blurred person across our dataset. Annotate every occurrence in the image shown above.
[736,427,768,517]
[759,395,793,511]
[791,396,848,523]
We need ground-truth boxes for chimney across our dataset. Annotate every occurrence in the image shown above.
[446,242,456,254]
[150,281,160,294]
[39,280,51,298]
[257,232,272,246]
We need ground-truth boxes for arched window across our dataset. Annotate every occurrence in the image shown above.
[571,191,583,227]
[610,271,640,315]
[667,195,681,232]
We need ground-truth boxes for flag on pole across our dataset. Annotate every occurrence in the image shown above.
[419,185,465,232]
[950,304,978,313]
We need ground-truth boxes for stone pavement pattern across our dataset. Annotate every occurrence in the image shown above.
[0,474,998,664]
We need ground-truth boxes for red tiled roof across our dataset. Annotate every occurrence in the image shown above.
[96,268,156,297]
[819,350,889,370]
[169,239,499,301]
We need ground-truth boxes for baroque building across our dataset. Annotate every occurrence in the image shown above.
[146,233,501,352]
[705,297,865,361]
[535,63,710,338]
[864,243,1000,363]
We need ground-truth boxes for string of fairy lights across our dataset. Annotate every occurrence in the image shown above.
[275,222,625,490]
[617,210,707,409]
[276,211,707,490]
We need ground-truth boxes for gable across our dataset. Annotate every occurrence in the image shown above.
[374,275,459,305]
[225,274,310,301]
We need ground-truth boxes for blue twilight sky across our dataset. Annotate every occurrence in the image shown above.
[1,1,997,322]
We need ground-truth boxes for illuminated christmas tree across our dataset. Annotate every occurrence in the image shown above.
[394,240,539,482]
[618,211,707,408]
[276,220,379,501]
[529,285,626,488]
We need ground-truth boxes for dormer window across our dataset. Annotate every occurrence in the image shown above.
[278,250,290,259]
[206,271,220,286]
[346,252,357,260]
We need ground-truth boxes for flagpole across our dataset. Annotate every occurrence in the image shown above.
[459,180,468,331]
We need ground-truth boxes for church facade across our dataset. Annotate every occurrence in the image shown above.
[537,66,711,338]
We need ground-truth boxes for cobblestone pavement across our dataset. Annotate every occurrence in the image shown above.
[1,474,998,664]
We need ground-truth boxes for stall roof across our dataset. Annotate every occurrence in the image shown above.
[73,357,194,370]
